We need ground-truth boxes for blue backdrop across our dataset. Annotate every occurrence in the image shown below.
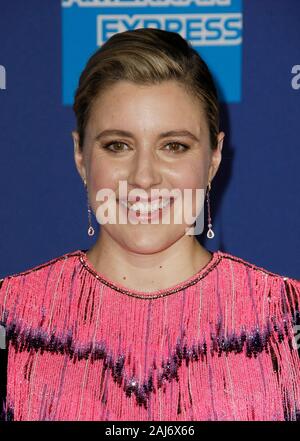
[0,0,299,280]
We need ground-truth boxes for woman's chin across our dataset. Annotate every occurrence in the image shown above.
[110,225,185,254]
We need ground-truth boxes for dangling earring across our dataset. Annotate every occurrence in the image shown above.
[83,179,95,237]
[206,181,215,239]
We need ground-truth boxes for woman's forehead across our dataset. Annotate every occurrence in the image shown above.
[87,82,207,132]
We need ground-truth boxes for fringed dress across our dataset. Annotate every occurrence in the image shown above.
[0,249,299,421]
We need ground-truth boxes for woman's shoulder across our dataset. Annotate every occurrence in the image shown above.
[216,250,300,306]
[0,249,82,290]
[216,251,300,336]
[0,249,83,326]
[219,249,299,282]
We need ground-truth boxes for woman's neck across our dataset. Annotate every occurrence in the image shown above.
[85,233,213,292]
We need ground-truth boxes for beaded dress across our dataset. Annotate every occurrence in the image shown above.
[0,249,299,421]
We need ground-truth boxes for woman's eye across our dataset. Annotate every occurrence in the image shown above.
[102,142,129,152]
[102,141,189,153]
[164,142,189,153]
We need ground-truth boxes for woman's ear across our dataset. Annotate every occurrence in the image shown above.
[217,131,225,152]
[207,131,225,184]
[72,130,87,184]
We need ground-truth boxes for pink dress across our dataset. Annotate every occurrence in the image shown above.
[0,249,299,421]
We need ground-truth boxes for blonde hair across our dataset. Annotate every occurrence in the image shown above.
[73,28,220,150]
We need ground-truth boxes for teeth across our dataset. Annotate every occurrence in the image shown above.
[119,199,171,213]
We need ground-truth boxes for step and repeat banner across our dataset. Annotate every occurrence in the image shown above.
[62,0,242,104]
[0,0,299,278]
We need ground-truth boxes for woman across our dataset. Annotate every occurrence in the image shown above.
[0,28,300,421]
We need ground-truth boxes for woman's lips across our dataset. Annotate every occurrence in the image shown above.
[118,197,166,204]
[117,197,175,222]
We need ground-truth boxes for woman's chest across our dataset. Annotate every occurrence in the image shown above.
[7,338,298,421]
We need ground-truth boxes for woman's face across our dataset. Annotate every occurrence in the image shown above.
[73,80,223,254]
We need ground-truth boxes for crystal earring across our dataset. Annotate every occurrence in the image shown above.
[83,179,95,237]
[206,181,215,239]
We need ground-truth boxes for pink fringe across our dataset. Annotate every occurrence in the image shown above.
[0,250,300,420]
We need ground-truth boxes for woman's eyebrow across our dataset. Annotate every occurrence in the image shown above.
[94,129,200,142]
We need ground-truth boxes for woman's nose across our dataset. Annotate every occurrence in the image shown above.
[127,149,162,190]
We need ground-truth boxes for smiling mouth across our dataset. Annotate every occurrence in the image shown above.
[118,197,174,215]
